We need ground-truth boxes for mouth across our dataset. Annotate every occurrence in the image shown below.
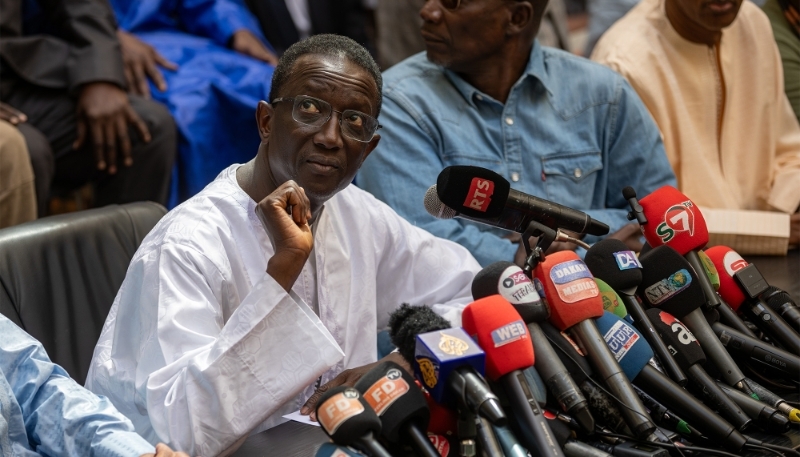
[305,157,340,175]
[420,30,447,45]
[705,0,735,13]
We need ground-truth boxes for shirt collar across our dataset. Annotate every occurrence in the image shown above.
[443,40,551,108]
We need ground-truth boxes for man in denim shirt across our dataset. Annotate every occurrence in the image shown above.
[357,0,676,267]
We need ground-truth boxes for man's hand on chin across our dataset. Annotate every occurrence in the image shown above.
[299,352,411,420]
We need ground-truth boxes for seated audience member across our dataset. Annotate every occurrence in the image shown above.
[0,314,188,457]
[0,0,176,216]
[763,0,800,124]
[0,118,35,228]
[111,0,277,206]
[356,0,676,267]
[86,35,480,457]
[245,0,374,56]
[591,0,800,245]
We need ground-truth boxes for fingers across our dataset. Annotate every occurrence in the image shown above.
[154,52,179,71]
[74,118,87,150]
[126,105,152,144]
[116,113,133,168]
[153,442,191,457]
[104,120,118,174]
[300,374,349,420]
[0,103,27,124]
[145,58,168,92]
[132,59,152,99]
[90,118,106,170]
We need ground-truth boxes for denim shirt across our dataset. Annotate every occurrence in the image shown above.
[0,316,153,457]
[357,42,676,267]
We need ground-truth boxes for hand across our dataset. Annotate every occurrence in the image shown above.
[118,30,178,98]
[140,443,191,457]
[0,102,27,124]
[230,30,278,65]
[607,223,644,252]
[790,213,800,248]
[257,180,314,291]
[299,352,411,420]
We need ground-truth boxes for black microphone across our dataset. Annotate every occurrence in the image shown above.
[632,386,704,442]
[585,239,688,387]
[425,166,609,236]
[315,386,392,457]
[715,382,791,434]
[354,361,439,457]
[712,321,800,376]
[763,286,800,333]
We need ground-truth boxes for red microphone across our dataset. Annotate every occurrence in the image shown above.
[533,251,656,439]
[462,295,564,457]
[705,246,748,311]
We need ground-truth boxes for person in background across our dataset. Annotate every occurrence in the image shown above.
[0,313,188,457]
[0,0,176,216]
[111,0,278,207]
[763,0,800,124]
[591,0,800,246]
[86,34,480,457]
[0,118,35,228]
[357,0,676,267]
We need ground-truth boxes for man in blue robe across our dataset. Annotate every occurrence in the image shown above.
[112,0,278,206]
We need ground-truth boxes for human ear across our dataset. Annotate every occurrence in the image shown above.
[507,1,534,35]
[256,100,274,142]
[358,133,381,167]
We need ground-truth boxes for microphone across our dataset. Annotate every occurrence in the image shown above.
[388,305,506,425]
[593,311,748,452]
[461,295,566,456]
[427,166,609,236]
[585,239,688,387]
[595,278,630,320]
[763,286,800,333]
[712,321,800,376]
[715,382,791,433]
[706,246,800,355]
[315,443,365,456]
[471,261,594,433]
[534,251,656,439]
[644,308,752,431]
[696,248,758,338]
[584,441,670,457]
[354,361,439,457]
[744,377,800,423]
[632,386,704,441]
[636,245,752,395]
[315,386,392,457]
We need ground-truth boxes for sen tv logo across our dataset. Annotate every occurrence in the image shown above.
[463,178,494,212]
[722,250,748,277]
[656,201,695,242]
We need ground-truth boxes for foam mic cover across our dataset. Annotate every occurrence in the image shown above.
[389,304,451,364]
[645,309,706,370]
[697,250,720,291]
[316,386,383,447]
[637,246,705,318]
[315,443,365,456]
[472,261,549,323]
[595,278,629,320]
[705,246,748,311]
[594,312,653,381]
[533,251,604,330]
[462,295,534,380]
[638,186,708,255]
[585,239,643,292]
[354,361,430,443]
[436,165,511,219]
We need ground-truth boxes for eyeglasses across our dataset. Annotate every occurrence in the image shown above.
[272,95,381,143]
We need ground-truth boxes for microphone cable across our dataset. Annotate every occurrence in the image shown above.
[744,438,800,457]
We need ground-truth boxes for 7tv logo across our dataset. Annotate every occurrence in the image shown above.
[656,201,695,242]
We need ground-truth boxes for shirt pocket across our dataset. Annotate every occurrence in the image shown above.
[442,150,504,170]
[541,151,603,209]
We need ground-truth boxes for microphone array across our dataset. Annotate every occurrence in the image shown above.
[313,170,800,456]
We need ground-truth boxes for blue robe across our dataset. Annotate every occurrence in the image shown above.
[111,0,274,207]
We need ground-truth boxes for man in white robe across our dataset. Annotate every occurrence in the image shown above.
[85,34,481,457]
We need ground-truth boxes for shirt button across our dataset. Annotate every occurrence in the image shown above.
[511,172,520,182]
[574,168,582,178]
[475,94,483,101]
[505,117,514,125]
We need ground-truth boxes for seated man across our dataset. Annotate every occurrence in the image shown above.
[86,34,480,457]
[0,314,187,457]
[356,0,676,267]
[591,0,800,244]
[110,0,278,206]
[0,0,176,216]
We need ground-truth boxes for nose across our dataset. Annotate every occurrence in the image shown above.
[313,111,344,150]
[420,0,443,23]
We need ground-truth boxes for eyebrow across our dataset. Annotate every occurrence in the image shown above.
[302,77,376,114]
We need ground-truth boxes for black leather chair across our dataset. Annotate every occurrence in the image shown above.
[0,202,166,384]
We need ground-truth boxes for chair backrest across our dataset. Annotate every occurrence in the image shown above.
[0,202,166,384]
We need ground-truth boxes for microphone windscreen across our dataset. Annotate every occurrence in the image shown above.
[354,361,430,442]
[462,295,534,380]
[539,321,593,382]
[436,166,511,219]
[704,246,748,311]
[533,251,603,330]
[594,311,653,381]
[637,246,705,318]
[316,386,382,445]
[585,239,643,291]
[316,443,365,456]
[638,186,708,254]
[472,261,549,323]
[424,389,458,437]
[595,278,629,319]
[645,308,706,370]
[697,250,720,291]
[424,185,457,220]
[389,304,451,363]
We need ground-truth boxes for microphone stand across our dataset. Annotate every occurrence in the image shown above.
[522,221,557,278]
